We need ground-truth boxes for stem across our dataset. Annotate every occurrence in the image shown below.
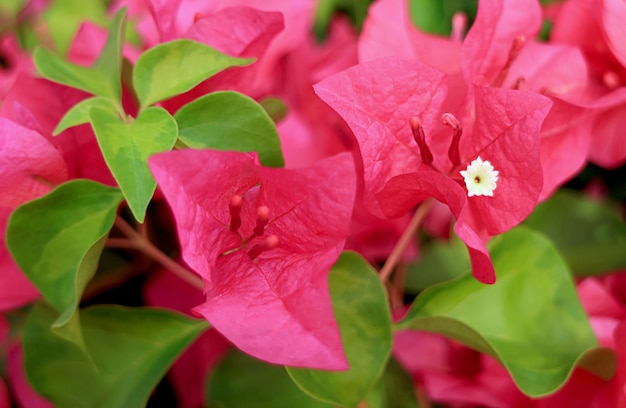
[379,199,433,283]
[113,216,204,290]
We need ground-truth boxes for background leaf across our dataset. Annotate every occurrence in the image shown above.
[6,180,122,346]
[132,39,252,109]
[89,106,178,223]
[207,350,332,408]
[34,7,126,103]
[365,358,420,408]
[524,189,626,276]
[287,251,393,407]
[404,235,470,293]
[397,226,600,397]
[23,303,208,408]
[175,91,284,167]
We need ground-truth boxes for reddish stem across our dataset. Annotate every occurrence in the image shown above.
[112,216,203,290]
[379,199,433,283]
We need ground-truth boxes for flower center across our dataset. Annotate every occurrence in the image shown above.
[226,194,279,259]
[460,157,499,197]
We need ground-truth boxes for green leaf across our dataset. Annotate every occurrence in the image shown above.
[208,350,332,408]
[89,106,178,223]
[397,226,600,397]
[23,303,208,408]
[35,6,126,102]
[260,96,289,124]
[34,47,116,99]
[175,91,285,167]
[54,96,120,135]
[365,358,420,408]
[408,0,477,35]
[133,39,253,109]
[404,235,470,293]
[287,252,393,407]
[524,189,626,276]
[6,180,122,346]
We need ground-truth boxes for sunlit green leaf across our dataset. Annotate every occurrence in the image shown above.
[397,227,601,397]
[89,106,178,223]
[133,39,253,109]
[23,303,208,408]
[175,91,284,167]
[287,252,393,407]
[54,96,120,135]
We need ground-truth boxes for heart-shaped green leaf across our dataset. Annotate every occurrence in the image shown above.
[34,7,126,103]
[23,303,208,408]
[54,96,120,135]
[365,358,420,408]
[524,189,626,276]
[89,106,178,223]
[175,91,284,167]
[208,350,332,408]
[397,226,601,397]
[287,252,393,408]
[133,39,253,109]
[6,180,122,347]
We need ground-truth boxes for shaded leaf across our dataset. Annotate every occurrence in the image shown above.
[404,235,470,293]
[287,251,393,407]
[524,190,626,276]
[133,39,252,109]
[23,303,207,408]
[89,106,178,222]
[175,91,284,167]
[207,350,332,408]
[365,358,420,408]
[6,180,122,345]
[397,227,601,396]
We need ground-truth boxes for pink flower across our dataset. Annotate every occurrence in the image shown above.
[149,149,356,369]
[315,57,551,283]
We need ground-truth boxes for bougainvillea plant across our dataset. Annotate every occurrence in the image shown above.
[1,0,626,407]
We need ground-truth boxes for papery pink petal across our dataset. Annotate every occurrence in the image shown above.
[0,35,32,99]
[0,118,67,208]
[8,347,53,408]
[538,99,592,200]
[359,0,462,75]
[602,0,626,68]
[463,85,551,236]
[588,104,626,168]
[314,57,447,218]
[461,0,542,86]
[504,42,588,95]
[379,172,495,283]
[150,150,356,369]
[147,0,182,42]
[0,74,115,185]
[143,270,229,408]
[160,7,284,112]
[577,278,626,320]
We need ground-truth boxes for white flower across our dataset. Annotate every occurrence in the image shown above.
[460,157,499,197]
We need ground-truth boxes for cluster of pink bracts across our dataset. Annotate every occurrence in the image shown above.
[1,0,626,406]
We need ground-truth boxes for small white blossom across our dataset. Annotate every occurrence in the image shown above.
[460,157,499,197]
